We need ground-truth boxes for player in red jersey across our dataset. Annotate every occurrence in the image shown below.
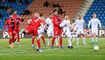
[20,13,44,52]
[4,13,16,48]
[12,10,24,47]
[51,10,63,48]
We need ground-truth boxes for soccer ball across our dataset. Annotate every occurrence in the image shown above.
[93,46,99,51]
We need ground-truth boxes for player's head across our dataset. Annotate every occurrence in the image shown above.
[93,13,96,18]
[53,10,58,16]
[49,13,53,18]
[13,10,17,15]
[64,14,69,20]
[9,13,13,18]
[78,15,81,20]
[34,12,39,18]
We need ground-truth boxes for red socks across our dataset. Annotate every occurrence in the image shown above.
[9,39,12,44]
[32,38,35,45]
[41,37,45,44]
[9,38,16,44]
[60,37,62,46]
[52,37,55,46]
[37,40,41,49]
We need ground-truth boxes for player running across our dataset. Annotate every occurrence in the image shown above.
[4,13,16,48]
[60,14,73,48]
[12,10,24,47]
[74,15,86,46]
[88,13,102,45]
[51,10,63,48]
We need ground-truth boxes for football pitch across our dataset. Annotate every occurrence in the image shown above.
[0,38,105,60]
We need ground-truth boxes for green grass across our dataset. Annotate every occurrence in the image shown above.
[0,38,105,60]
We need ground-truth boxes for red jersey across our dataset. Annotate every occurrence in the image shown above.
[52,16,62,26]
[52,16,62,35]
[12,15,24,28]
[4,18,16,32]
[31,18,42,29]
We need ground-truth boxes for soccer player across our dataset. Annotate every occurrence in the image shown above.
[20,13,44,52]
[88,13,102,45]
[45,14,59,48]
[12,10,24,47]
[4,13,16,48]
[60,14,73,48]
[74,15,86,46]
[51,10,63,48]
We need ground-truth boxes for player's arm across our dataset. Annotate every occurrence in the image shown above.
[98,20,102,29]
[88,20,91,29]
[17,15,24,22]
[60,21,64,27]
[4,19,8,32]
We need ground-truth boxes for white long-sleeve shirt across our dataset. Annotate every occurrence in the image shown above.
[88,18,102,30]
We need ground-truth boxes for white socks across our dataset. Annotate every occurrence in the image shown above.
[55,38,58,46]
[96,37,98,42]
[83,37,85,44]
[47,38,50,46]
[68,38,72,46]
[92,37,94,42]
[77,38,79,46]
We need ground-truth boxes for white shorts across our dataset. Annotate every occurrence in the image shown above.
[38,29,44,38]
[76,29,84,35]
[63,29,72,38]
[47,27,54,37]
[91,28,98,35]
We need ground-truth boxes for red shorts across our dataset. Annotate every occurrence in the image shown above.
[8,30,16,37]
[26,26,38,36]
[53,26,62,36]
[15,28,20,33]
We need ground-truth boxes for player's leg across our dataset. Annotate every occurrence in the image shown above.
[91,30,95,45]
[76,30,80,46]
[82,34,86,45]
[17,33,20,47]
[55,37,59,48]
[32,35,35,48]
[47,36,50,48]
[41,35,46,46]
[95,30,98,45]
[36,35,43,52]
[8,32,13,48]
[59,35,63,48]
[51,35,56,48]
[66,30,73,48]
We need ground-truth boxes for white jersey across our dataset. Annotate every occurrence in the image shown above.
[88,18,101,30]
[60,19,72,38]
[45,18,54,37]
[60,19,71,32]
[74,19,84,30]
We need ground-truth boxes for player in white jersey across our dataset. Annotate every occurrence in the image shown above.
[72,22,77,41]
[60,14,73,48]
[45,14,59,48]
[74,15,86,46]
[88,13,102,45]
